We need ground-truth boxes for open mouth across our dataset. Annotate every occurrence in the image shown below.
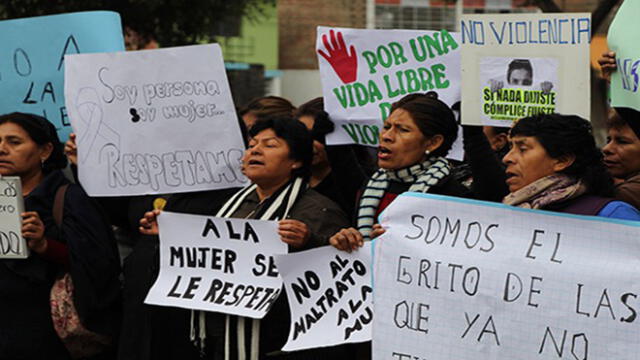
[378,146,392,159]
[247,159,264,166]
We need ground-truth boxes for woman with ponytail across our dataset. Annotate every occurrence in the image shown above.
[502,114,640,219]
[330,92,469,252]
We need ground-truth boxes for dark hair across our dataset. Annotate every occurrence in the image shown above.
[507,59,533,86]
[294,97,335,144]
[390,92,458,158]
[607,107,640,139]
[0,112,67,174]
[510,114,613,197]
[248,117,313,180]
[238,96,296,122]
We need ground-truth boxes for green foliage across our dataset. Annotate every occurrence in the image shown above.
[0,0,275,46]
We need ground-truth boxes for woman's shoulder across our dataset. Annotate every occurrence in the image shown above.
[596,200,640,221]
[296,188,346,212]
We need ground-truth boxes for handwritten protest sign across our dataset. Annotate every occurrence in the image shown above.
[373,192,640,360]
[145,212,287,318]
[317,27,461,147]
[0,177,27,259]
[65,44,248,196]
[274,244,373,351]
[0,11,124,141]
[608,0,640,112]
[461,13,591,126]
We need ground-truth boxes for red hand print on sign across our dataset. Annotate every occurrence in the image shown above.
[317,29,358,84]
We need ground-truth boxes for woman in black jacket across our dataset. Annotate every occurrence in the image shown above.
[0,112,120,359]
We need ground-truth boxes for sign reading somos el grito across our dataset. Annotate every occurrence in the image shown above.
[373,193,640,360]
[317,26,461,147]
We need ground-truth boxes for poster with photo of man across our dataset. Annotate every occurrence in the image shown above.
[480,57,559,124]
[460,13,591,126]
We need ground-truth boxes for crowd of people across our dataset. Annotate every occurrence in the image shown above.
[1,50,639,360]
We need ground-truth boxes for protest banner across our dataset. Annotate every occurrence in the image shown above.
[461,13,591,126]
[65,44,248,196]
[145,211,287,318]
[373,192,640,359]
[274,244,373,351]
[608,0,640,112]
[316,26,461,147]
[0,11,124,141]
[0,176,27,259]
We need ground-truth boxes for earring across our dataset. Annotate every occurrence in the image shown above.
[424,149,430,156]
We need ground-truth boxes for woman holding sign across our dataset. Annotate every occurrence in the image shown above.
[0,113,120,359]
[502,113,640,219]
[140,117,349,359]
[330,92,468,251]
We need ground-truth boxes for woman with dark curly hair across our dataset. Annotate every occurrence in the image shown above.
[502,113,640,219]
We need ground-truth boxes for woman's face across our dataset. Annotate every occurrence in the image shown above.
[603,124,640,179]
[0,122,50,178]
[378,108,434,170]
[298,115,329,167]
[242,128,301,187]
[502,135,571,192]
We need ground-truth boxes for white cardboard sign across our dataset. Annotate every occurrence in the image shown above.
[65,44,248,196]
[317,27,461,147]
[0,176,27,259]
[373,192,640,360]
[145,212,288,319]
[274,243,373,351]
[461,13,591,126]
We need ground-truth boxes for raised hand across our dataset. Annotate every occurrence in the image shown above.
[598,51,617,83]
[317,29,358,84]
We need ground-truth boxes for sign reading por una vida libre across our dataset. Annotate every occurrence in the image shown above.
[145,212,287,318]
[373,193,640,360]
[316,26,461,147]
[0,177,27,259]
[65,44,247,196]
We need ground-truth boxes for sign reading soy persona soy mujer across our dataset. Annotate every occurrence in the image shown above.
[0,177,27,259]
[373,193,640,360]
[65,44,247,196]
[317,27,461,147]
[145,212,287,318]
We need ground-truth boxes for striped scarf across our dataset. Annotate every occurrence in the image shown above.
[190,177,307,360]
[356,157,451,240]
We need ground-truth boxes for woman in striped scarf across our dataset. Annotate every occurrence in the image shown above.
[330,92,468,252]
[140,117,350,360]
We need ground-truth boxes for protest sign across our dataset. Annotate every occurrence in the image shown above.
[65,44,248,196]
[373,192,640,359]
[0,11,124,141]
[461,13,591,126]
[274,244,373,351]
[145,212,287,318]
[0,176,27,259]
[317,27,461,147]
[608,0,640,112]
